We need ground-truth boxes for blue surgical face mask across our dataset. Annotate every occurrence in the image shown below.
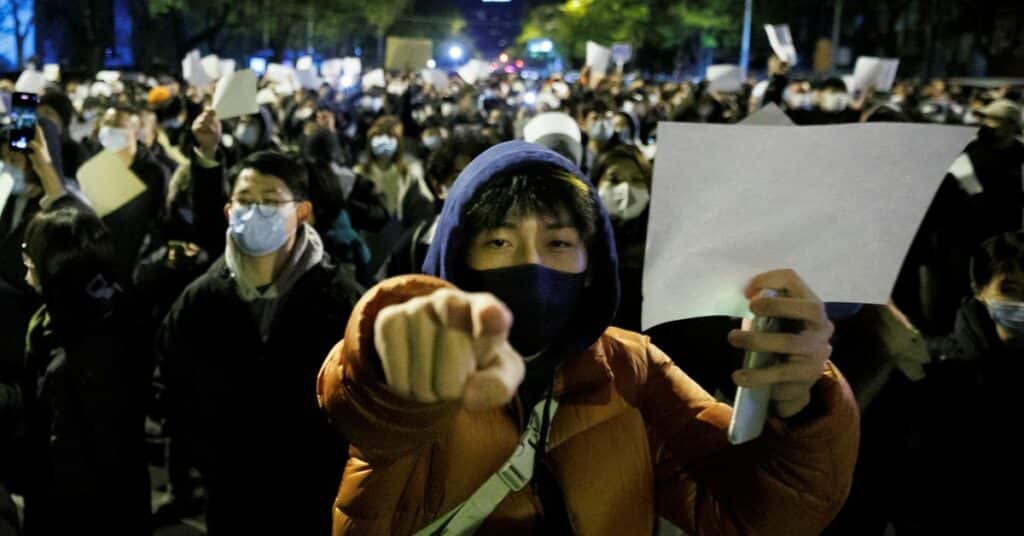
[229,203,294,257]
[234,123,260,147]
[985,299,1024,335]
[371,135,398,159]
[99,126,131,151]
[162,117,183,130]
[463,264,586,357]
[1,162,26,194]
[589,119,613,143]
[421,134,443,151]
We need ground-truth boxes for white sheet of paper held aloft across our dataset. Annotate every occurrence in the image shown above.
[76,150,147,218]
[586,41,612,74]
[764,24,798,65]
[212,69,258,120]
[642,122,975,329]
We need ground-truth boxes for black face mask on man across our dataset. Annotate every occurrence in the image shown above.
[978,125,1000,145]
[463,263,585,357]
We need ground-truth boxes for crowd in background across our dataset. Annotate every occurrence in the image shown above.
[1,53,1023,535]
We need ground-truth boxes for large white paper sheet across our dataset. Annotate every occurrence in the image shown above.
[264,63,292,84]
[385,37,433,70]
[182,50,212,88]
[420,68,449,91]
[321,59,345,81]
[362,68,386,90]
[294,68,322,90]
[76,150,148,218]
[852,57,900,93]
[586,41,612,74]
[219,59,236,78]
[342,57,362,77]
[201,54,222,80]
[611,43,633,65]
[764,24,798,65]
[642,122,975,329]
[457,60,488,85]
[14,70,46,95]
[43,64,61,82]
[706,64,743,93]
[212,69,259,120]
[741,103,794,126]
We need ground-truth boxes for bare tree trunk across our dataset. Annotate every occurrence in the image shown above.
[11,0,24,68]
[377,32,385,68]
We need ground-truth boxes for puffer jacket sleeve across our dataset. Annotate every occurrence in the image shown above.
[317,275,462,462]
[641,339,859,535]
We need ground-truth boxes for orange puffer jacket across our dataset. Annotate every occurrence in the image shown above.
[317,275,860,535]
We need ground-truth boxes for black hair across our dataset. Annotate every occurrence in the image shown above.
[590,144,652,188]
[304,157,346,233]
[613,111,638,139]
[228,150,309,200]
[822,77,848,92]
[970,231,1024,292]
[40,91,74,129]
[23,204,120,336]
[427,132,490,190]
[863,104,911,123]
[463,163,599,248]
[580,99,611,118]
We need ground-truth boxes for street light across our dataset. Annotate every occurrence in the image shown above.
[448,45,464,61]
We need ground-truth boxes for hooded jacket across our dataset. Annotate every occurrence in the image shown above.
[317,141,859,535]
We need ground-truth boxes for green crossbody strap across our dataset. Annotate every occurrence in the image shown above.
[413,397,559,536]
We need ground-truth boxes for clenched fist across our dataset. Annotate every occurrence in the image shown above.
[374,288,526,411]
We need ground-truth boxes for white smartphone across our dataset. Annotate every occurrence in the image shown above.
[728,288,782,445]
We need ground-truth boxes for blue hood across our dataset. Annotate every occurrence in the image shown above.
[423,140,620,357]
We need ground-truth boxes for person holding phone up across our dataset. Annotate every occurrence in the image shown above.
[317,141,859,535]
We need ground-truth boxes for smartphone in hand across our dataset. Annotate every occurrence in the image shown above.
[9,92,39,152]
[728,288,783,445]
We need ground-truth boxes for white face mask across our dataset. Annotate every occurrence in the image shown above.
[820,92,851,113]
[1,161,26,195]
[99,126,131,151]
[234,123,260,147]
[598,181,649,221]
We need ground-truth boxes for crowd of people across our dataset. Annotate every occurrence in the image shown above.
[0,52,1022,535]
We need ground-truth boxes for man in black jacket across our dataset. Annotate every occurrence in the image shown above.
[156,138,363,534]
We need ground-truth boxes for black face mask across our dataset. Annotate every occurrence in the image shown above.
[978,125,1000,145]
[463,264,586,357]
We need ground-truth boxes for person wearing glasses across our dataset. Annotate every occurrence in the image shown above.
[155,110,363,534]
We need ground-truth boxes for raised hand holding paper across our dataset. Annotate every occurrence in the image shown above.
[642,122,975,330]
